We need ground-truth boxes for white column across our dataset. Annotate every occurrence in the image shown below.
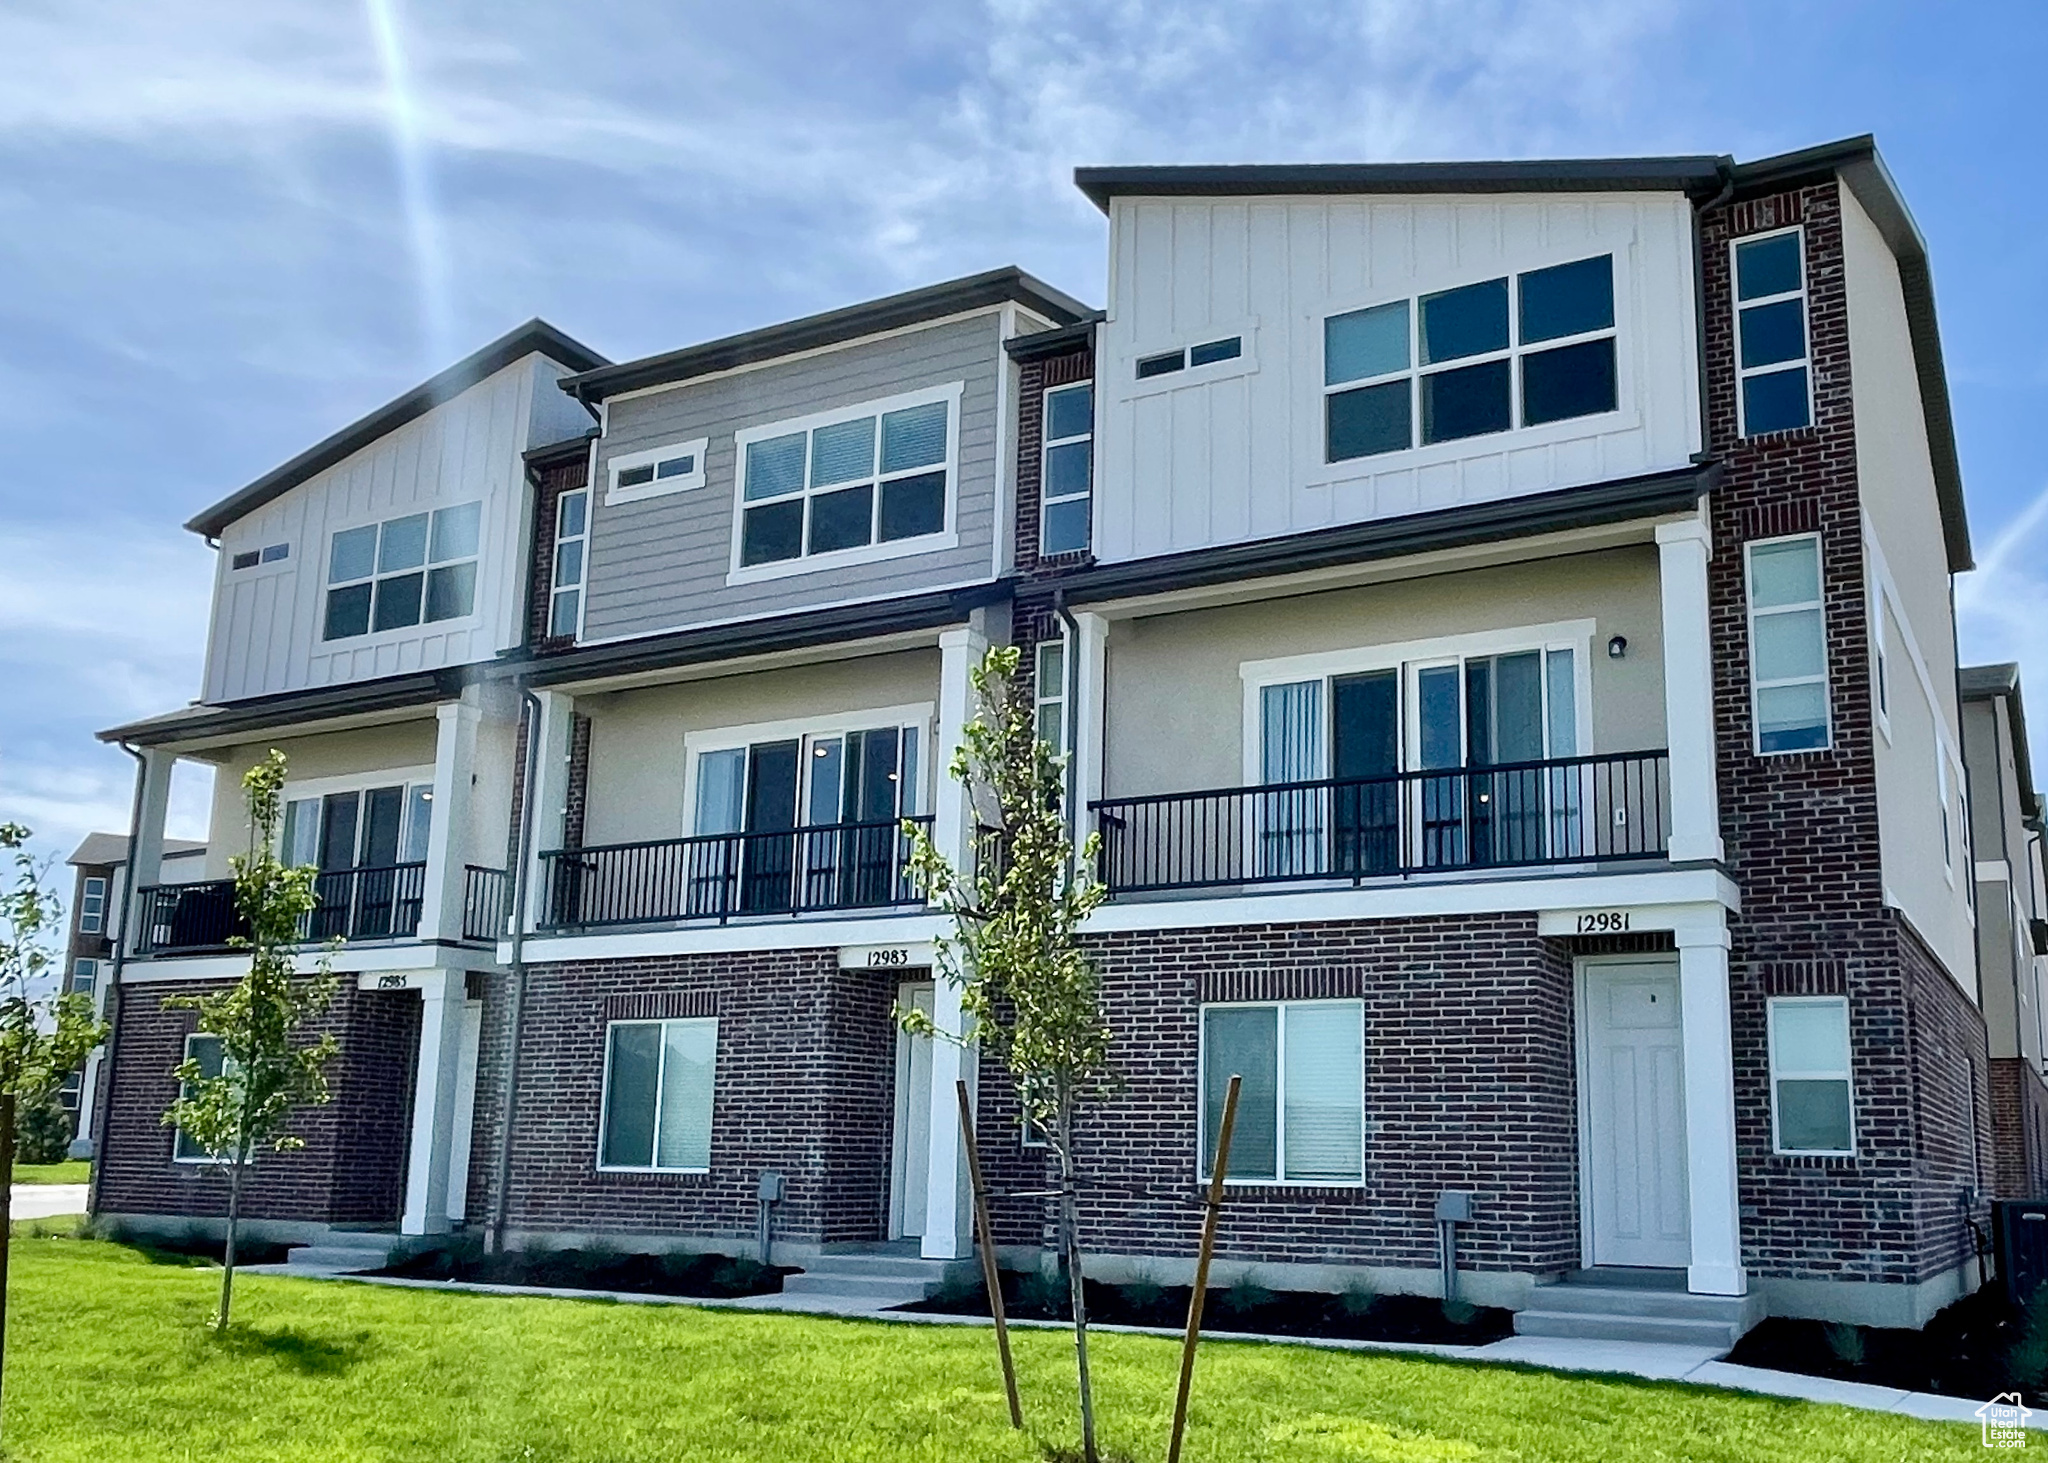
[400,969,468,1235]
[417,700,481,943]
[67,1052,103,1159]
[521,690,576,934]
[1657,515,1723,865]
[1069,612,1110,865]
[923,624,987,1260]
[1678,918,1746,1296]
[125,748,176,950]
[443,996,484,1223]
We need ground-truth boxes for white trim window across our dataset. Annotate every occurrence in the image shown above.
[1040,381,1094,556]
[79,875,108,935]
[598,1017,717,1172]
[173,1033,237,1162]
[70,957,99,998]
[1034,637,1068,753]
[1767,996,1855,1155]
[548,487,590,640]
[1745,535,1831,754]
[1324,253,1618,463]
[280,771,437,871]
[323,502,482,641]
[607,438,707,504]
[1733,227,1813,435]
[230,542,291,571]
[1135,335,1243,380]
[1200,999,1364,1183]
[731,383,960,578]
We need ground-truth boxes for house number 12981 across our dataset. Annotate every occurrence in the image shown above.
[1574,910,1631,934]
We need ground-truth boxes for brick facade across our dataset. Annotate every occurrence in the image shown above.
[525,444,591,651]
[96,979,420,1226]
[1991,1057,2048,1199]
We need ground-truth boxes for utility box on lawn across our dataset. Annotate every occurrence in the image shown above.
[1994,1200,2048,1305]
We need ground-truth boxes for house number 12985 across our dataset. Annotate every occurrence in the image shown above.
[1574,910,1631,934]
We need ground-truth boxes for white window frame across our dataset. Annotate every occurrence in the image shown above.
[1119,320,1260,401]
[1731,225,1814,438]
[595,1016,719,1174]
[70,957,99,998]
[547,487,590,641]
[681,705,936,835]
[1766,995,1855,1157]
[726,382,962,586]
[278,767,438,868]
[1319,253,1624,469]
[1197,998,1366,1186]
[1034,637,1069,756]
[172,1032,242,1164]
[1869,584,1892,745]
[79,875,107,935]
[321,501,484,644]
[1039,381,1095,557]
[1744,533,1832,756]
[606,437,708,505]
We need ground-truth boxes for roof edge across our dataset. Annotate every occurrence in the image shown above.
[1073,155,1726,212]
[1961,663,2037,827]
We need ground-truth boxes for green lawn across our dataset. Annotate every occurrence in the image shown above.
[0,1232,1983,1461]
[11,1161,89,1186]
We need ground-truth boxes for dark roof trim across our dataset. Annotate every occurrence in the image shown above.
[1962,663,2037,824]
[523,429,597,470]
[1056,464,1719,607]
[100,669,455,747]
[1075,156,1725,211]
[560,268,1095,404]
[514,584,1010,690]
[1005,316,1101,363]
[186,320,609,539]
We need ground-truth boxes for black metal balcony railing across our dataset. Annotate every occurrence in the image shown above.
[462,865,509,943]
[1091,750,1670,896]
[540,816,934,931]
[135,862,429,956]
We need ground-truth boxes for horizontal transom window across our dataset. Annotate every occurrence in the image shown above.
[608,437,707,499]
[1324,254,1619,464]
[734,387,957,572]
[1135,335,1243,380]
[323,503,480,641]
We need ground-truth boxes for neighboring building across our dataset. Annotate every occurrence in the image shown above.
[91,137,1995,1340]
[60,833,204,1155]
[1961,664,2048,1198]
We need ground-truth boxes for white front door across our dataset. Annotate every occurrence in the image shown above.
[889,980,935,1240]
[1582,959,1691,1269]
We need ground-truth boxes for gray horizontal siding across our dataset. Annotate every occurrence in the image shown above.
[583,312,1004,641]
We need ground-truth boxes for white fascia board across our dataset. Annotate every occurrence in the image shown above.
[506,912,953,964]
[121,944,501,984]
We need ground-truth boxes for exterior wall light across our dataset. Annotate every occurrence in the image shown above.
[1608,635,1628,659]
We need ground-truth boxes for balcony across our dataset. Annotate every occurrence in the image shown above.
[538,816,933,932]
[1090,749,1669,896]
[135,862,432,956]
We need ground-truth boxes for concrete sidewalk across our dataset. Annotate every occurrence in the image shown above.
[10,1185,88,1221]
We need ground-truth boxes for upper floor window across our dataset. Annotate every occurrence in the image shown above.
[71,957,98,998]
[732,386,957,576]
[229,543,290,571]
[1733,228,1812,435]
[1744,535,1830,754]
[607,438,707,503]
[1324,254,1617,463]
[282,779,434,872]
[1034,637,1068,752]
[1136,336,1242,379]
[323,502,481,641]
[549,488,589,640]
[1041,383,1094,556]
[78,875,107,934]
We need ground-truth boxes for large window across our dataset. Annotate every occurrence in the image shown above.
[599,1018,717,1171]
[78,875,107,935]
[548,488,589,640]
[323,502,481,641]
[1745,535,1830,753]
[282,781,433,871]
[733,387,956,573]
[1732,228,1812,435]
[1040,382,1094,556]
[1768,996,1854,1155]
[1324,254,1617,463]
[173,1033,234,1162]
[1201,1001,1364,1183]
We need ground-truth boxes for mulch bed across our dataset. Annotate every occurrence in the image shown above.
[377,1246,791,1300]
[901,1273,1514,1345]
[1725,1283,2040,1401]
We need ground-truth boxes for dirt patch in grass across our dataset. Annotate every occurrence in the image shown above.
[378,1244,790,1299]
[901,1272,1513,1345]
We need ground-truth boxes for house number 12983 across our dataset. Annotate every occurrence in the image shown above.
[1574,910,1631,934]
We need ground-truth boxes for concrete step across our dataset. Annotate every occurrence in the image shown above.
[1527,1285,1750,1322]
[285,1233,409,1275]
[779,1272,935,1304]
[797,1255,952,1283]
[1514,1308,1743,1349]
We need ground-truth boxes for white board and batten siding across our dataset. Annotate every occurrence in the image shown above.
[204,355,589,703]
[1095,193,1705,565]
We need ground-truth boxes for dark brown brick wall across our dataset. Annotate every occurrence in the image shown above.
[490,951,900,1245]
[1014,345,1095,579]
[96,979,420,1225]
[1991,1056,2048,1199]
[526,448,590,651]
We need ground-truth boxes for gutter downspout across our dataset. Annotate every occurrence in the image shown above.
[1691,159,1737,458]
[486,685,544,1254]
[85,742,151,1219]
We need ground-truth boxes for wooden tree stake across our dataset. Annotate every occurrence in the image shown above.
[1167,1073,1240,1463]
[958,1078,1024,1429]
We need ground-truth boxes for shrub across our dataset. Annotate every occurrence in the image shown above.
[14,1094,73,1165]
[1338,1279,1380,1318]
[1215,1281,1275,1317]
[1823,1320,1867,1367]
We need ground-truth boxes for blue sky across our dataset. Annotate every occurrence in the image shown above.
[2,0,2044,871]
